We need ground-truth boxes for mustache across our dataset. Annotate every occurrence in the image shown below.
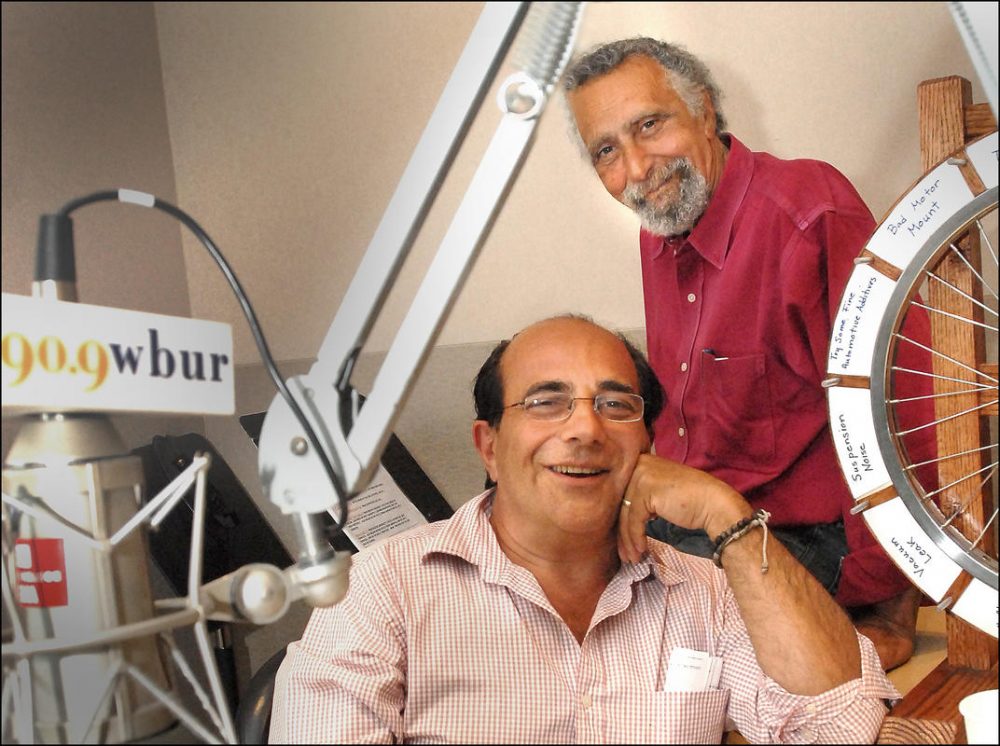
[622,159,693,209]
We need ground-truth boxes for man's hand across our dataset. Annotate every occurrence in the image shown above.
[852,587,920,671]
[618,454,752,563]
[617,454,864,694]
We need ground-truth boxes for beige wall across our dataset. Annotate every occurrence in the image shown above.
[4,1,986,424]
[151,1,984,366]
[1,1,202,456]
[150,1,988,535]
[1,1,189,316]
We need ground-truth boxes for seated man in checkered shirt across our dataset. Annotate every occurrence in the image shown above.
[271,315,898,744]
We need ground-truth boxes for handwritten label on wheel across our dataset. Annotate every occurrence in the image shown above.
[966,132,998,190]
[866,163,973,270]
[864,498,961,601]
[827,264,895,377]
[827,386,891,499]
[952,577,999,638]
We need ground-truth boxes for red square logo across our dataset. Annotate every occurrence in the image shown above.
[14,538,69,607]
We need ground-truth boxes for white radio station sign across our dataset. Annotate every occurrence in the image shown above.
[1,293,234,416]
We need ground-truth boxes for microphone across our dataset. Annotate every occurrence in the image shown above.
[3,212,179,742]
[3,415,177,743]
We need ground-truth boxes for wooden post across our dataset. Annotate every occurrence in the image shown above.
[916,76,996,671]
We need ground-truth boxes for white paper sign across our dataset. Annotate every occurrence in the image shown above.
[1,293,234,415]
[340,464,428,550]
[952,576,999,639]
[864,498,962,600]
[867,163,974,270]
[827,265,896,376]
[966,131,999,191]
[827,387,892,498]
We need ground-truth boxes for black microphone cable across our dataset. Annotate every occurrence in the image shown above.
[38,188,350,533]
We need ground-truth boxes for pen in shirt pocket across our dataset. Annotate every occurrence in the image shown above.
[702,348,729,361]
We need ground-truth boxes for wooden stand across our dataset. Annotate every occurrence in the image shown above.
[880,660,997,744]
[877,76,998,745]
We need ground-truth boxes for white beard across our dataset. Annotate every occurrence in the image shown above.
[623,158,711,237]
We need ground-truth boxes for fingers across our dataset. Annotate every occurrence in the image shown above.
[617,486,651,564]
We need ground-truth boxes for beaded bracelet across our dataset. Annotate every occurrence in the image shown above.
[711,508,772,572]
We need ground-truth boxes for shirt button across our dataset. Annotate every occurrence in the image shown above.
[678,427,686,437]
[686,293,697,303]
[580,694,592,709]
[680,362,688,372]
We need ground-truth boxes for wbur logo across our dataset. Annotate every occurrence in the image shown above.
[112,329,231,383]
[2,293,235,416]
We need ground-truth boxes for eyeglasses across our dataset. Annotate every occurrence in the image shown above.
[503,391,645,423]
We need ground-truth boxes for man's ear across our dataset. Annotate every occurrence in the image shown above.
[641,430,653,455]
[700,90,717,137]
[472,419,499,484]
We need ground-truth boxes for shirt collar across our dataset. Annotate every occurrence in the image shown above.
[644,134,754,270]
[422,489,686,589]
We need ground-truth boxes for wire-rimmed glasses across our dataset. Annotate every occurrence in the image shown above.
[503,391,645,423]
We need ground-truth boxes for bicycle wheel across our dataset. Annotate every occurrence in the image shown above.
[825,130,997,638]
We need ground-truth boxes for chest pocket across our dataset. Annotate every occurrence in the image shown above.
[637,689,730,743]
[700,352,775,472]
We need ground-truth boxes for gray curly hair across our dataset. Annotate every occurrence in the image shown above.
[563,37,726,135]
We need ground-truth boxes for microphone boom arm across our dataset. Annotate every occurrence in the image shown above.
[256,1,583,605]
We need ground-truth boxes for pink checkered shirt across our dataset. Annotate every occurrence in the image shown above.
[270,491,898,744]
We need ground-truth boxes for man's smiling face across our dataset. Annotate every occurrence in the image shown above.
[473,317,650,540]
[568,54,722,236]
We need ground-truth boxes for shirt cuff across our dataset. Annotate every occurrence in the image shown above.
[755,633,899,742]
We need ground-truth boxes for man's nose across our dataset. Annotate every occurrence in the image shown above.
[560,400,606,443]
[622,144,653,186]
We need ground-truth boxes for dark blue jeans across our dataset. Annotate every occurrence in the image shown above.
[646,517,847,596]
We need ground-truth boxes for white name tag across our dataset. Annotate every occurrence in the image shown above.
[665,647,722,692]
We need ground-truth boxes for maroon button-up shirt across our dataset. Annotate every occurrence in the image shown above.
[640,135,935,607]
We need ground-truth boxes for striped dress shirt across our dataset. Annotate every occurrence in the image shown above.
[270,491,898,743]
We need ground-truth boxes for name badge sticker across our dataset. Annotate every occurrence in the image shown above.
[665,647,723,692]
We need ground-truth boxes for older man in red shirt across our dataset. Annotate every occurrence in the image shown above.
[564,37,936,670]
